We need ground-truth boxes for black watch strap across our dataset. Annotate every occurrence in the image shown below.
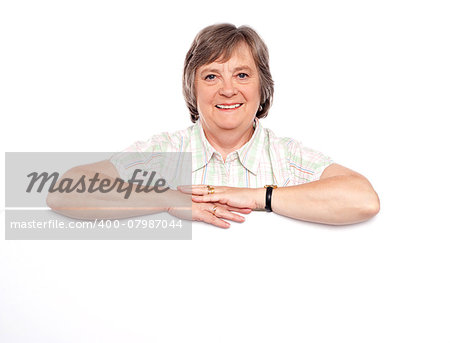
[264,185,277,212]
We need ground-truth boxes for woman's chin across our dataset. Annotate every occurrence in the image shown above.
[216,122,241,131]
[212,115,245,128]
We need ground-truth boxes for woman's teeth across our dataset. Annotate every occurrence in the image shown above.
[216,103,242,109]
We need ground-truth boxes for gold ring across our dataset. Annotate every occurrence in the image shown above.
[211,206,217,216]
[207,185,215,194]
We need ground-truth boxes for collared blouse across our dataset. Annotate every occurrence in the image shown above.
[110,118,333,189]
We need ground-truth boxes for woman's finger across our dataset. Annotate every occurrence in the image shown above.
[178,185,223,196]
[196,210,231,229]
[190,201,250,228]
[177,185,203,195]
[224,205,253,214]
[192,194,219,203]
[213,206,246,223]
[192,202,231,229]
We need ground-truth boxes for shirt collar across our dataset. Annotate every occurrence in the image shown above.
[236,118,265,175]
[190,118,265,175]
[191,120,215,172]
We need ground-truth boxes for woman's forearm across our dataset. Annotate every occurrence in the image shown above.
[256,175,380,225]
[46,170,180,220]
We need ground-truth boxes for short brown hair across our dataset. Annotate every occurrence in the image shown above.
[183,23,274,123]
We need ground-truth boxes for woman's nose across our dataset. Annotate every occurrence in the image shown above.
[219,79,238,97]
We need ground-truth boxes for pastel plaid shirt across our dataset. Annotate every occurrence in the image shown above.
[110,118,333,188]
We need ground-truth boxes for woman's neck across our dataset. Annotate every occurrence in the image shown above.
[202,124,255,162]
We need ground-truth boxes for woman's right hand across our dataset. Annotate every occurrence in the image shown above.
[167,201,252,229]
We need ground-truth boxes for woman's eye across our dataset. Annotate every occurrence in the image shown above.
[205,74,216,80]
[237,73,248,79]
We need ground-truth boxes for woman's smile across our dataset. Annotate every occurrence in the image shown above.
[215,103,244,110]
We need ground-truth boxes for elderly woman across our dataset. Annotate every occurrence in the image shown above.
[47,23,379,228]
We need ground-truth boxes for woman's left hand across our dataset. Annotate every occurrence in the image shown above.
[177,185,264,211]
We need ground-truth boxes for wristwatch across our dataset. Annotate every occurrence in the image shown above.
[264,185,278,212]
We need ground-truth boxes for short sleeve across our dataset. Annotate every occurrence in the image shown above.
[109,130,191,189]
[286,139,333,184]
[109,137,164,182]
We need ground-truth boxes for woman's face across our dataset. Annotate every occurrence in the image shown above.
[195,43,260,136]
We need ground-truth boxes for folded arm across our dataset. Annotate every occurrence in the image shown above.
[46,160,250,228]
[180,164,380,225]
[267,163,380,225]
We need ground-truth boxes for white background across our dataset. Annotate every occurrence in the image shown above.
[1,0,449,342]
